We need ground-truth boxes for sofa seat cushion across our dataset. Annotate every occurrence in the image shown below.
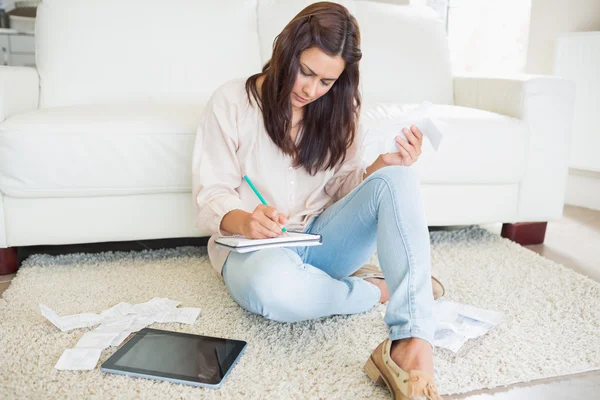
[361,103,530,184]
[0,105,201,197]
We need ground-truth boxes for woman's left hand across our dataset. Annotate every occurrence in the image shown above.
[380,125,423,167]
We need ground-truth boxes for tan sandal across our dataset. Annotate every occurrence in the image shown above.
[431,276,445,300]
[352,264,446,300]
[365,339,443,400]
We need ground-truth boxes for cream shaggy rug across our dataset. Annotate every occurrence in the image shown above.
[1,226,599,399]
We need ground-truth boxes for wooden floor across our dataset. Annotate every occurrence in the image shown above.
[1,205,598,399]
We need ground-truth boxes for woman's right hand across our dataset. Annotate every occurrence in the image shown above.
[241,205,287,239]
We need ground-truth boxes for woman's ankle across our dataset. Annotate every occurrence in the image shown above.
[364,277,389,303]
[390,338,434,375]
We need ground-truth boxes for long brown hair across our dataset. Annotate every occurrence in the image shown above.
[246,2,362,175]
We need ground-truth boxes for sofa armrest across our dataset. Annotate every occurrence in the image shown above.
[453,74,576,221]
[0,66,39,123]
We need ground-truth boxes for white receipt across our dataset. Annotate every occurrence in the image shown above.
[95,315,135,333]
[75,331,120,349]
[40,304,102,332]
[153,308,201,324]
[129,315,156,331]
[132,297,182,315]
[40,297,201,370]
[110,331,133,347]
[100,302,135,321]
[363,101,446,162]
[55,348,103,371]
[433,299,503,353]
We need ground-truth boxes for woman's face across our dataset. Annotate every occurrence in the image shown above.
[291,47,345,112]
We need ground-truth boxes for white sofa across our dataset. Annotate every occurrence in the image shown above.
[0,0,575,273]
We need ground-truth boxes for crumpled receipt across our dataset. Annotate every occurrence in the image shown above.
[362,101,447,164]
[432,299,503,353]
[40,297,201,370]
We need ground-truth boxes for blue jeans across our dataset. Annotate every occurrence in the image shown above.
[222,166,435,345]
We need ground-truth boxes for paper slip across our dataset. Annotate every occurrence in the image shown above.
[153,308,201,324]
[42,297,201,370]
[433,299,503,353]
[110,331,133,347]
[40,304,103,332]
[75,331,120,349]
[362,101,447,163]
[55,348,103,371]
[94,315,136,333]
[129,315,157,331]
[100,302,135,320]
[132,297,182,315]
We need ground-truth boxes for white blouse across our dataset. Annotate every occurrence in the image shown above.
[192,78,368,274]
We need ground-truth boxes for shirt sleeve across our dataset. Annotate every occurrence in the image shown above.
[324,123,368,203]
[192,86,244,236]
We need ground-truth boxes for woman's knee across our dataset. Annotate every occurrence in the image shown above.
[371,165,418,183]
[224,249,309,322]
[368,166,420,193]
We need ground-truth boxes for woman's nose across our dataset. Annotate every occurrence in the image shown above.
[303,80,318,98]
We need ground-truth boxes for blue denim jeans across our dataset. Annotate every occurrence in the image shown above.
[222,166,435,345]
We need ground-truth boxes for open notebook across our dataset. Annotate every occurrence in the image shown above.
[215,232,322,253]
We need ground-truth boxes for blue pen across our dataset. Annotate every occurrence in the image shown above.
[243,175,287,233]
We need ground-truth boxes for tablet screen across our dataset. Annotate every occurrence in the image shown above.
[101,328,247,386]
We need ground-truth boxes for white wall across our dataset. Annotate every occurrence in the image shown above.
[526,0,600,211]
[526,0,600,74]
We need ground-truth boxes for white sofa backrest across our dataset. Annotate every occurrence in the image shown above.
[258,1,454,106]
[35,0,453,109]
[35,0,262,108]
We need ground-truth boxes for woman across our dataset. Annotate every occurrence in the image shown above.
[192,2,443,399]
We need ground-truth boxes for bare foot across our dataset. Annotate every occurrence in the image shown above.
[364,277,390,303]
[390,337,434,376]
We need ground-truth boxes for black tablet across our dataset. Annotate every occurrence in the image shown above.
[100,328,247,388]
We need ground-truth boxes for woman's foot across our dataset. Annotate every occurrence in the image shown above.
[364,277,390,303]
[365,338,442,399]
[390,337,434,377]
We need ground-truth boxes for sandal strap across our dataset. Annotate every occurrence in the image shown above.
[351,264,384,280]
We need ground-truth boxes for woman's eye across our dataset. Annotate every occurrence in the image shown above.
[299,68,329,86]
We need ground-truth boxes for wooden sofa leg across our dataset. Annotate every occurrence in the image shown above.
[501,222,547,245]
[0,247,18,275]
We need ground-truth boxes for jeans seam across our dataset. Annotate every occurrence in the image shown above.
[379,173,417,331]
[313,168,419,332]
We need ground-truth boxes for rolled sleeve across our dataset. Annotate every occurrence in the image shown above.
[192,88,243,236]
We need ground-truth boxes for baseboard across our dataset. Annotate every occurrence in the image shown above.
[565,168,600,211]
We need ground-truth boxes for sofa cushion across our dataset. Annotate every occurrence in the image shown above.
[257,1,453,105]
[361,103,530,184]
[36,0,262,108]
[0,103,528,198]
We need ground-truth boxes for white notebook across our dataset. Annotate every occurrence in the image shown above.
[215,232,322,253]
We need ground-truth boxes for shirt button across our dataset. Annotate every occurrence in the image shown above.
[289,181,295,186]
[288,167,293,171]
